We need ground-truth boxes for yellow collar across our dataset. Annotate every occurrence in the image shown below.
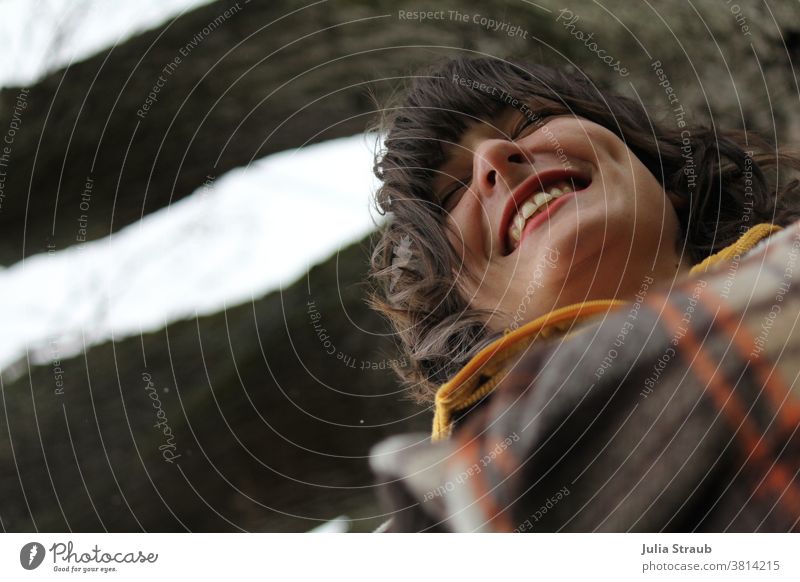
[431,222,783,441]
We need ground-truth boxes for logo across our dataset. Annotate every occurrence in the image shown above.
[20,542,46,570]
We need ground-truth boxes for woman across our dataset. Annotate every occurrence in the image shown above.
[368,57,800,532]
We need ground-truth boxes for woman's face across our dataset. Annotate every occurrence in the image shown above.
[432,100,691,332]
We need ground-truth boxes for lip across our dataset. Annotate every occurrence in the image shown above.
[500,168,591,255]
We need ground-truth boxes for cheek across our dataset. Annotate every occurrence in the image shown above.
[598,168,669,237]
[564,122,641,183]
[625,157,672,220]
[552,120,622,161]
[585,129,661,210]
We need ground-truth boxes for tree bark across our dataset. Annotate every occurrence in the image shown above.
[0,237,427,532]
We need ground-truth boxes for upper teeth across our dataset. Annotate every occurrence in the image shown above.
[508,180,574,248]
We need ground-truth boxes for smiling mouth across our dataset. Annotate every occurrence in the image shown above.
[503,172,591,254]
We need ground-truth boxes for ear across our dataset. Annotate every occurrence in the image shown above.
[666,190,689,210]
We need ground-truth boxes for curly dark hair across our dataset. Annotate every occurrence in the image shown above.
[369,56,800,403]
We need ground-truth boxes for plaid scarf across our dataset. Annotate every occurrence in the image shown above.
[370,223,799,532]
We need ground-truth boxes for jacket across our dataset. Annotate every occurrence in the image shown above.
[370,222,800,532]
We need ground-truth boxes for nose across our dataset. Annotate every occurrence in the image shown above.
[473,138,530,196]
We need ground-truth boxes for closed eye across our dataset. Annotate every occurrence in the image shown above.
[440,175,471,211]
[512,110,560,139]
[513,116,537,139]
